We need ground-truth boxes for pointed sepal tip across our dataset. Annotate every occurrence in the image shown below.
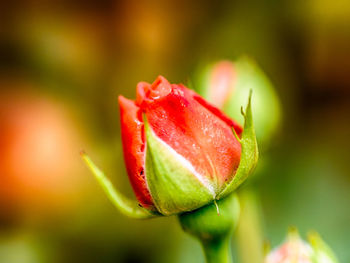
[81,151,159,219]
[218,90,259,198]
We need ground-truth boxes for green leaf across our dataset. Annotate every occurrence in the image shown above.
[81,152,158,219]
[144,118,214,216]
[217,91,259,198]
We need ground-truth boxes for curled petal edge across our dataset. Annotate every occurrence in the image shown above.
[217,90,259,199]
[81,152,160,219]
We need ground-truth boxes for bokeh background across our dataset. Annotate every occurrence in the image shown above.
[1,0,349,262]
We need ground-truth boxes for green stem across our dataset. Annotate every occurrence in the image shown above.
[202,236,233,263]
[178,194,239,263]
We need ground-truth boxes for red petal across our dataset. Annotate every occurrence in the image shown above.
[118,96,154,208]
[140,81,241,192]
[135,82,150,106]
[136,76,172,107]
[188,89,243,136]
[147,76,172,99]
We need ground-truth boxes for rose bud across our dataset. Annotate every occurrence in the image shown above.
[82,75,257,218]
[118,76,256,216]
[265,228,339,263]
[194,57,281,148]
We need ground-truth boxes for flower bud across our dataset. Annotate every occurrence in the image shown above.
[265,228,339,263]
[195,57,281,148]
[119,76,257,216]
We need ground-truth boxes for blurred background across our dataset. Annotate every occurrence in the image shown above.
[0,0,349,262]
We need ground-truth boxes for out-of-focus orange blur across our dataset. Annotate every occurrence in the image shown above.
[0,1,349,263]
[0,86,87,219]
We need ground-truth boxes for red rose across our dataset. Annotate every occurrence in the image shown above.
[119,76,243,215]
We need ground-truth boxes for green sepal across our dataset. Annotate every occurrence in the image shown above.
[223,56,281,148]
[81,152,159,219]
[217,91,259,199]
[308,231,339,263]
[286,226,302,242]
[144,118,214,216]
